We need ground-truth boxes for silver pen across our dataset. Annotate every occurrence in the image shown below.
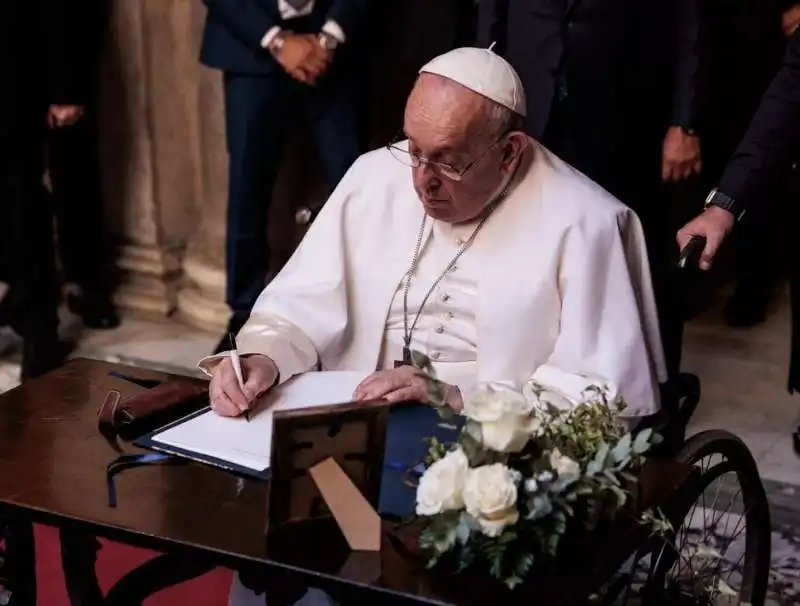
[228,333,250,422]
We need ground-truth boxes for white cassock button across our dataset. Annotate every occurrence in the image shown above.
[430,352,441,360]
[445,311,454,320]
[435,325,444,334]
[455,237,465,246]
[441,293,451,302]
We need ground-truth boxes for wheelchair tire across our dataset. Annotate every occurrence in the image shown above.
[652,430,772,605]
[591,430,771,606]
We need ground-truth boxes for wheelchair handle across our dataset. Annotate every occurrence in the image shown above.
[677,235,707,270]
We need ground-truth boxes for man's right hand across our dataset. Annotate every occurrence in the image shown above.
[676,205,736,270]
[209,355,278,417]
[276,34,330,85]
[783,5,800,37]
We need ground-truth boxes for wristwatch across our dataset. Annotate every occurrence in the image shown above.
[317,31,340,52]
[268,30,288,56]
[705,188,746,221]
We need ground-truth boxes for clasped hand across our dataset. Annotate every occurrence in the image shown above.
[662,126,701,182]
[277,34,331,85]
[47,105,84,128]
[210,360,463,418]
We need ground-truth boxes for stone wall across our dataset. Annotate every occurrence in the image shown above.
[98,0,467,332]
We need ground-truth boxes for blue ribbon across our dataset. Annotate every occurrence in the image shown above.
[106,453,185,508]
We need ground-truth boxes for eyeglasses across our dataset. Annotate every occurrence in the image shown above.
[387,132,508,182]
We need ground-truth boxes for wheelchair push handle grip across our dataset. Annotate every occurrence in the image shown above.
[677,235,707,270]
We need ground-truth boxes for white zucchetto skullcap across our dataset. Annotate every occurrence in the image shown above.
[419,44,527,117]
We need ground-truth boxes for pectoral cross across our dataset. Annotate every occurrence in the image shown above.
[394,346,413,368]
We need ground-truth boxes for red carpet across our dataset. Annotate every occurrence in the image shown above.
[33,525,232,605]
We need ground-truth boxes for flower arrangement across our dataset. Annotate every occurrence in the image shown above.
[414,378,664,589]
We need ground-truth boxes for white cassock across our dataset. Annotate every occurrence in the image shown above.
[206,139,665,417]
[203,139,667,606]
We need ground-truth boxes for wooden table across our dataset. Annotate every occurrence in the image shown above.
[0,359,694,606]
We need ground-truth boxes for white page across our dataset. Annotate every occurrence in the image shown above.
[151,370,368,472]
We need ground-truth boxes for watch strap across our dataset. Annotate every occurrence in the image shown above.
[705,188,745,221]
[317,31,339,51]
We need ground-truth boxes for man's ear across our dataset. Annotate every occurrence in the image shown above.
[501,131,528,172]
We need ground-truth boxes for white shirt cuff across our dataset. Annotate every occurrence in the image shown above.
[261,26,283,49]
[197,351,231,377]
[322,20,346,43]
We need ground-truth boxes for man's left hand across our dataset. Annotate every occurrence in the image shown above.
[353,365,464,411]
[47,105,84,128]
[662,126,702,182]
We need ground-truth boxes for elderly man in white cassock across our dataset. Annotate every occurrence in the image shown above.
[200,47,666,606]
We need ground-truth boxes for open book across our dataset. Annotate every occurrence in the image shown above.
[144,371,368,474]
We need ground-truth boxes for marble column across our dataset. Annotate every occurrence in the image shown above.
[176,32,230,333]
[99,0,202,316]
[102,0,466,330]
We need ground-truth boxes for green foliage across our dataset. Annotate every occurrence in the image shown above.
[415,382,668,590]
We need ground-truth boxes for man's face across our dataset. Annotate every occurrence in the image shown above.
[402,74,524,224]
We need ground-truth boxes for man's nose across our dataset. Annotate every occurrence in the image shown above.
[413,163,442,193]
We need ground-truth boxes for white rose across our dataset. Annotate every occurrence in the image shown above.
[415,447,469,516]
[465,388,533,422]
[549,448,580,479]
[479,417,532,453]
[462,464,520,537]
[463,388,542,453]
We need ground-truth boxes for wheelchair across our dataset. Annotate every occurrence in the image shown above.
[587,236,772,606]
[581,371,772,606]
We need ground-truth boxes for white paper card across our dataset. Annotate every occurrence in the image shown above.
[151,371,368,472]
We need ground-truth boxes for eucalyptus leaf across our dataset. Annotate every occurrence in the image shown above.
[593,441,611,469]
[611,433,633,462]
[455,516,471,545]
[632,428,654,454]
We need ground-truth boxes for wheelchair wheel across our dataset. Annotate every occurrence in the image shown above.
[593,430,771,605]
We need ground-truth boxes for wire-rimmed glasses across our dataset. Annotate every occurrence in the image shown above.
[387,133,509,182]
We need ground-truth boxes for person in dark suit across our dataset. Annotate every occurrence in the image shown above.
[476,0,702,381]
[201,0,370,354]
[701,0,797,327]
[47,0,119,330]
[1,3,87,603]
[678,27,800,391]
[0,0,81,380]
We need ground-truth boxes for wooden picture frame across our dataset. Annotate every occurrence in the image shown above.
[267,399,390,530]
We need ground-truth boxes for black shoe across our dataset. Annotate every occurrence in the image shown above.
[20,338,75,381]
[723,288,769,328]
[67,293,120,330]
[212,313,250,355]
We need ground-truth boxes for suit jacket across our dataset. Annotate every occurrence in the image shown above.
[0,0,85,133]
[199,141,666,420]
[712,28,800,393]
[717,27,800,210]
[200,0,370,75]
[477,0,701,153]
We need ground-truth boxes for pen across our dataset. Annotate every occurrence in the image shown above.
[228,333,250,422]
